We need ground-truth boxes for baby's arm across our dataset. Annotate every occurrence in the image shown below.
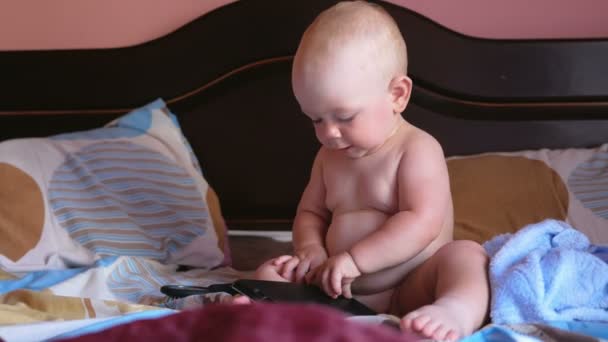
[350,134,451,274]
[292,150,332,282]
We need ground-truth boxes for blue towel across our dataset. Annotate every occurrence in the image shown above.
[484,219,608,325]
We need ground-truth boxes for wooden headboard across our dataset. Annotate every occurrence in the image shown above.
[2,0,608,230]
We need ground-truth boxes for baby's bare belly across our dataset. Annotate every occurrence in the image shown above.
[326,209,450,295]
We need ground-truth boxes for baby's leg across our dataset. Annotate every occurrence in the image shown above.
[393,240,489,341]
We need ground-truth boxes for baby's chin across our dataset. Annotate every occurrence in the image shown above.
[343,146,368,158]
[324,144,369,158]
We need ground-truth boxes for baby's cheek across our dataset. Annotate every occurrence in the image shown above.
[357,129,383,147]
[314,129,327,144]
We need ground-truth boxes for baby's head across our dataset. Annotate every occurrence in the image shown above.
[292,1,412,158]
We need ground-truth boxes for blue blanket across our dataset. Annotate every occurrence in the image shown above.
[484,219,608,325]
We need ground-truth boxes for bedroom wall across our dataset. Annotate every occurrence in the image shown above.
[0,0,607,51]
[0,0,236,50]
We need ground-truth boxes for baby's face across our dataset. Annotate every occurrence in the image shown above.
[293,49,399,158]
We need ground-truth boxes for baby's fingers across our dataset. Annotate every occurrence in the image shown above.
[272,255,295,266]
[280,256,300,280]
[294,259,311,283]
[330,270,343,298]
[321,269,333,297]
[322,270,340,299]
[305,267,317,285]
[342,281,353,299]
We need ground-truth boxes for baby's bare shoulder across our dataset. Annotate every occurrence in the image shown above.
[399,125,444,159]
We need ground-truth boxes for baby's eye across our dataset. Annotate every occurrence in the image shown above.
[337,115,356,123]
[312,118,322,125]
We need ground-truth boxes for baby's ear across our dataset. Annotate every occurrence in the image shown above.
[389,75,412,114]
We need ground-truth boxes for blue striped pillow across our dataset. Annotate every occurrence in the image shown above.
[0,99,227,271]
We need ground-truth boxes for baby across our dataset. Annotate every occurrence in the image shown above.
[254,1,489,341]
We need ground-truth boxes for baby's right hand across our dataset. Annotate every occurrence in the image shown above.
[294,244,328,283]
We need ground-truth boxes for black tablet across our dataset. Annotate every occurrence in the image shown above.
[231,279,377,316]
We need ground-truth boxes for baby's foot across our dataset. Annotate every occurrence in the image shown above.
[219,294,253,305]
[400,304,464,341]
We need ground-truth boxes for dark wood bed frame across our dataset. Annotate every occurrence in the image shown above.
[1,0,608,230]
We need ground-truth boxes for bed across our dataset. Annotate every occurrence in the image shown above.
[0,0,607,341]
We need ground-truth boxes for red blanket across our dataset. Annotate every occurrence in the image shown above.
[56,303,422,341]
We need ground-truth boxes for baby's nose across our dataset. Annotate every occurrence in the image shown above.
[322,122,341,138]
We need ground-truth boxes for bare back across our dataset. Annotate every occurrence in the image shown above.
[320,121,453,294]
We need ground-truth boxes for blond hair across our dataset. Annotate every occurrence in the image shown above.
[295,1,407,83]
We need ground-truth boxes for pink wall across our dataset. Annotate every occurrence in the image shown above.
[389,0,608,40]
[0,0,236,51]
[0,0,607,51]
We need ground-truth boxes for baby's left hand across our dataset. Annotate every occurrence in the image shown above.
[307,252,361,299]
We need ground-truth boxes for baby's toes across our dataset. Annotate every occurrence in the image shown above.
[444,329,459,342]
[429,324,458,341]
[411,314,432,332]
[431,325,451,341]
[401,311,429,332]
[400,311,420,331]
[421,319,441,337]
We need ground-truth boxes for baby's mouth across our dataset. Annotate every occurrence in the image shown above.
[326,142,349,150]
